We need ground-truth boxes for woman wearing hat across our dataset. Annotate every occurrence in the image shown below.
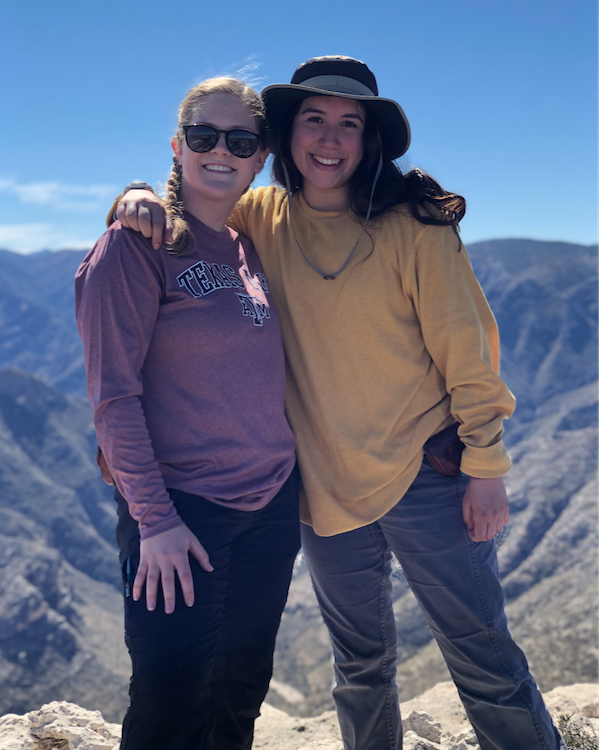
[110,57,565,750]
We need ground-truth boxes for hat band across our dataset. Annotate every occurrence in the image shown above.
[297,75,376,97]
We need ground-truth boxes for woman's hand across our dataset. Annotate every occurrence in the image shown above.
[133,523,213,614]
[462,476,509,542]
[116,190,173,250]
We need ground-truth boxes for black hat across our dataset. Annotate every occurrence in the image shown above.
[262,56,411,160]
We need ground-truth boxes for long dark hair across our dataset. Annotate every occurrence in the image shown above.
[270,100,466,234]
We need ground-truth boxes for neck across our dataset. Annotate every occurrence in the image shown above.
[180,184,237,233]
[301,183,350,212]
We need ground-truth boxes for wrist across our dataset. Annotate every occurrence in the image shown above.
[123,182,155,196]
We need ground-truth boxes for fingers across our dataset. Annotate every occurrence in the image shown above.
[175,557,195,608]
[145,563,160,612]
[164,215,174,246]
[468,520,492,542]
[190,537,214,574]
[132,557,148,604]
[133,525,214,614]
[462,499,473,530]
[114,189,164,243]
[150,206,165,250]
[160,564,176,614]
[135,202,165,248]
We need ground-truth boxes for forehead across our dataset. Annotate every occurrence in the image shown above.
[297,95,365,117]
[187,93,256,128]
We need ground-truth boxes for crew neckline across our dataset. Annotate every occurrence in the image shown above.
[294,191,351,222]
[183,209,238,244]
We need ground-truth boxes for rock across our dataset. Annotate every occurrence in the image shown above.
[403,729,446,749]
[444,727,479,749]
[401,682,469,739]
[253,704,341,750]
[404,710,443,743]
[544,683,599,717]
[0,701,121,750]
[1,682,598,749]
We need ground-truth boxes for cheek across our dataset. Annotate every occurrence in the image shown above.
[290,124,310,159]
[346,134,364,164]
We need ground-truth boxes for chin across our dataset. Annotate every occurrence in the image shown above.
[195,182,240,199]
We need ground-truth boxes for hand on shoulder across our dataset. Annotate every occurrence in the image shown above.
[116,189,173,250]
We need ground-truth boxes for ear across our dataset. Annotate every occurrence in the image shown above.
[171,136,183,163]
[253,146,270,175]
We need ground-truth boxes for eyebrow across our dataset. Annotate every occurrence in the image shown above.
[299,107,364,123]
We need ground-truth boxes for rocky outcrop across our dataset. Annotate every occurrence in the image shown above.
[0,683,597,750]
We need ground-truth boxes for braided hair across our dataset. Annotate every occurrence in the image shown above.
[166,77,267,256]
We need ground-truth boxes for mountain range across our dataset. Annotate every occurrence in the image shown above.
[0,238,596,722]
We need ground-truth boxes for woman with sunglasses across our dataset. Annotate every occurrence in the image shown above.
[76,77,298,750]
[109,57,565,750]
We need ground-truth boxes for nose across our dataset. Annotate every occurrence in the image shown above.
[319,125,340,148]
[211,132,230,154]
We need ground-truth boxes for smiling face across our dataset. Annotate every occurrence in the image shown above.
[172,93,267,216]
[290,95,365,210]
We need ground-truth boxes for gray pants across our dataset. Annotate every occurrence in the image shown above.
[301,458,565,750]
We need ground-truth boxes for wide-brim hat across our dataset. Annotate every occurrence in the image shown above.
[262,56,411,160]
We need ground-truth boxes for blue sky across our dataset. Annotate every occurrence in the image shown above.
[0,0,597,252]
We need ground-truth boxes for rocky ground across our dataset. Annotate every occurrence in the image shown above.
[0,682,597,750]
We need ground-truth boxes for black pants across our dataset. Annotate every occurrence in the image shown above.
[117,468,300,750]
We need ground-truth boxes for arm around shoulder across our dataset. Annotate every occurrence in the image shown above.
[107,185,171,250]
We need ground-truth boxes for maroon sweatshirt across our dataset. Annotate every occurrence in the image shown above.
[75,213,296,540]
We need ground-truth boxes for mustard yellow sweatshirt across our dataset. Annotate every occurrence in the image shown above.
[225,186,515,535]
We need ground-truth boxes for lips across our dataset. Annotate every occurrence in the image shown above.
[203,164,235,173]
[311,154,342,166]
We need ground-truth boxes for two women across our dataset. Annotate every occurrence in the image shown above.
[111,56,566,750]
[76,78,299,750]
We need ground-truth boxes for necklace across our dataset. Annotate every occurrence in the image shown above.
[281,152,383,281]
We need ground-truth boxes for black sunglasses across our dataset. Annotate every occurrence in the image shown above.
[182,124,261,158]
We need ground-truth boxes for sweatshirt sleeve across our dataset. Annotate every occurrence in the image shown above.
[226,189,256,239]
[412,224,516,477]
[75,224,183,539]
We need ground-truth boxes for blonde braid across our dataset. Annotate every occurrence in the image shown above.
[164,157,195,256]
[164,77,266,256]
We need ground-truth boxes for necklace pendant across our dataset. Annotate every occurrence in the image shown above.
[323,275,336,280]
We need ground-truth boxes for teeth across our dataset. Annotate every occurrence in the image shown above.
[204,165,234,172]
[312,155,342,166]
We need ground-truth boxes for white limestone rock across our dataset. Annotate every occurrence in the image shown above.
[403,730,446,749]
[400,682,469,739]
[0,701,120,750]
[404,710,443,743]
[444,726,479,749]
[253,703,341,750]
[1,681,598,750]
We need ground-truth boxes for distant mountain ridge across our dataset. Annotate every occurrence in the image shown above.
[0,239,596,411]
[0,239,596,720]
[0,249,87,396]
